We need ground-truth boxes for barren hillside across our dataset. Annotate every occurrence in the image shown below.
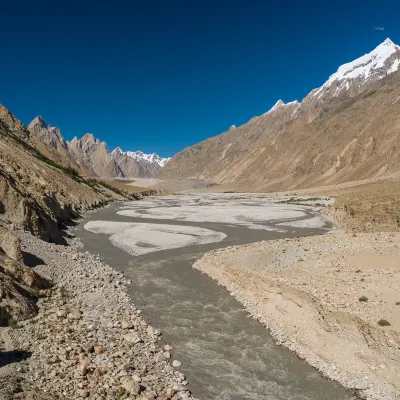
[160,39,400,192]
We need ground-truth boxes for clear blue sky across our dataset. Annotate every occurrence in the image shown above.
[1,0,398,157]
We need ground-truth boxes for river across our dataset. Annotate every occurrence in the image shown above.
[74,194,352,400]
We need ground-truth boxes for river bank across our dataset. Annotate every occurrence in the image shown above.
[193,232,400,400]
[0,221,194,400]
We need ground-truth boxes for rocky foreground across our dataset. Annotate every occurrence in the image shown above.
[194,232,400,400]
[0,224,193,400]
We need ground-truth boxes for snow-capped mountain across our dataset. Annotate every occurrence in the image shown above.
[112,148,170,167]
[258,38,400,120]
[312,38,400,99]
[110,148,170,177]
[263,99,300,117]
[160,38,400,191]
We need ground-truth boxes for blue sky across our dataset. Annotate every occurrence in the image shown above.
[1,0,399,157]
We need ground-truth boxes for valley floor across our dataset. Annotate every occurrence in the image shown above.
[194,231,400,400]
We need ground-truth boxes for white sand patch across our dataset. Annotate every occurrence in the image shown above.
[118,204,305,230]
[277,216,325,229]
[84,221,226,256]
[117,194,329,230]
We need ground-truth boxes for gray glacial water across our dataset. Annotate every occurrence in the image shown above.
[74,195,353,400]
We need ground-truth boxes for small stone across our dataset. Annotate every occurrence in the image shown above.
[76,389,89,398]
[77,358,90,376]
[68,311,82,321]
[166,388,175,398]
[144,391,156,400]
[121,320,133,329]
[94,345,104,354]
[124,333,142,344]
[56,310,67,318]
[354,381,369,390]
[82,344,94,353]
[121,379,140,395]
[163,351,171,359]
[172,360,182,368]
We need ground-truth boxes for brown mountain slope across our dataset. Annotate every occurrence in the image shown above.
[160,75,400,191]
[0,106,125,243]
[159,40,400,192]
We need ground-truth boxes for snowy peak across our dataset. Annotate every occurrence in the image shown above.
[314,38,400,98]
[111,147,123,156]
[268,99,285,113]
[113,149,170,167]
[263,99,300,116]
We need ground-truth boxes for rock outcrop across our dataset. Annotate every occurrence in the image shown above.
[0,226,50,326]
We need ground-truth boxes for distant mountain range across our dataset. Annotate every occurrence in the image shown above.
[159,38,400,191]
[28,116,170,179]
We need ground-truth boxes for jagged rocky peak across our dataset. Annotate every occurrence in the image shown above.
[313,38,400,99]
[68,133,105,150]
[28,115,69,151]
[28,115,46,128]
[80,133,96,144]
[28,116,171,178]
[28,115,61,134]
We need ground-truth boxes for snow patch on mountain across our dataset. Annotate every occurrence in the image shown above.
[263,100,300,116]
[313,38,400,98]
[112,148,170,167]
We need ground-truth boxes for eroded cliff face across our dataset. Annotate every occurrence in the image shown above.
[0,226,50,326]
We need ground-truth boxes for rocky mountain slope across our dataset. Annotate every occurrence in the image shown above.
[28,117,170,179]
[159,38,400,191]
[0,105,127,243]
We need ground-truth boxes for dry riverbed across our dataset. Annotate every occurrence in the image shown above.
[0,225,193,400]
[194,232,400,400]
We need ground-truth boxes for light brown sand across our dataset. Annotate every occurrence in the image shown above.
[194,232,400,400]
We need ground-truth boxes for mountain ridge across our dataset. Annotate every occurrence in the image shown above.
[159,38,400,191]
[28,118,170,179]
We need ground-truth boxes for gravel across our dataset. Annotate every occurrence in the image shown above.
[1,226,194,400]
